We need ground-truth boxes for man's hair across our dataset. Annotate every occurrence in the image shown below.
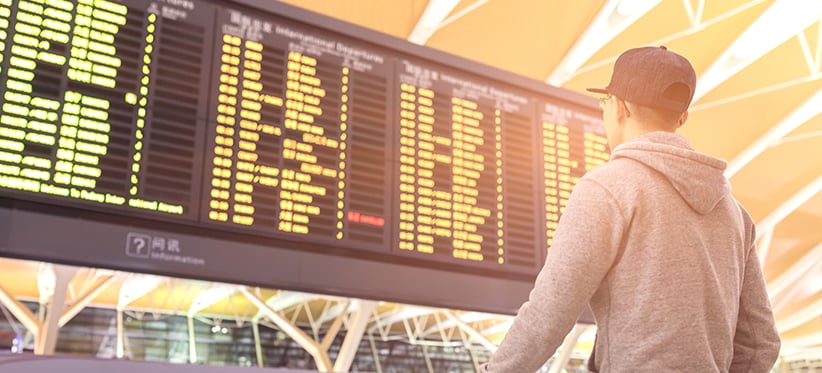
[625,101,684,130]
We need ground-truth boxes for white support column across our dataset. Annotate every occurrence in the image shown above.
[114,274,162,359]
[116,309,125,359]
[421,344,434,373]
[0,283,40,339]
[367,332,383,373]
[96,316,117,358]
[22,332,34,352]
[240,286,332,371]
[187,314,197,363]
[320,301,349,351]
[467,346,480,373]
[548,323,591,373]
[333,299,378,372]
[252,319,264,367]
[35,265,76,355]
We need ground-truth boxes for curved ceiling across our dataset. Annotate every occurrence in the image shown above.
[1,0,821,368]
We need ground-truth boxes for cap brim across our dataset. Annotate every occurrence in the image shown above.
[586,87,609,94]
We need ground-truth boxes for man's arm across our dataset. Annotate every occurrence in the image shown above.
[481,178,626,372]
[730,245,781,372]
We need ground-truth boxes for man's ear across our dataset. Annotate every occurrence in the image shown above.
[615,97,630,122]
[678,111,689,128]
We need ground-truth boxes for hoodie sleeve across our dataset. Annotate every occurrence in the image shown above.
[481,178,626,372]
[730,242,781,372]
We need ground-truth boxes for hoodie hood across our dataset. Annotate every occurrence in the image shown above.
[610,131,730,214]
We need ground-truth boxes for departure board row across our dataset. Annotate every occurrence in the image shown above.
[0,0,609,276]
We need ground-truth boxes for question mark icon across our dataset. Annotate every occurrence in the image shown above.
[126,233,152,258]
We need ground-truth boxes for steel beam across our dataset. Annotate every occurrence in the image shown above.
[59,274,119,327]
[546,0,661,86]
[252,319,264,367]
[116,309,125,359]
[407,0,460,45]
[35,265,76,354]
[333,299,377,372]
[0,283,40,339]
[548,323,592,373]
[187,314,197,363]
[240,286,332,371]
[444,311,496,352]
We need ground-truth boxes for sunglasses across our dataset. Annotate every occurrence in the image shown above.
[598,95,612,109]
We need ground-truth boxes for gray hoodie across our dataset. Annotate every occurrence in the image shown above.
[482,131,780,372]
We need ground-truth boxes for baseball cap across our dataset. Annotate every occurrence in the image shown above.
[587,46,697,112]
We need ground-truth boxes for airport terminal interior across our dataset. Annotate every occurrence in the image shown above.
[1,0,821,372]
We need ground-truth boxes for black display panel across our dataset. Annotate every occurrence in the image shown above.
[0,0,608,313]
[0,0,214,220]
[393,59,543,273]
[198,7,392,252]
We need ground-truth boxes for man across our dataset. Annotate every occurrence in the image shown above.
[481,46,781,372]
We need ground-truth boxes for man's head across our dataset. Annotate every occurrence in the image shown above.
[588,46,696,112]
[588,46,697,148]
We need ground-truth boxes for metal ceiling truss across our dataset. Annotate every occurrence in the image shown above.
[408,0,460,45]
[236,286,379,372]
[782,331,822,354]
[58,271,118,327]
[368,305,437,340]
[695,0,822,101]
[723,90,822,178]
[755,174,822,263]
[250,290,314,322]
[443,310,496,352]
[0,263,617,369]
[0,264,82,355]
[546,0,662,86]
[797,19,822,74]
[0,271,392,372]
[241,286,333,370]
[776,295,822,334]
[547,0,822,123]
[187,285,236,316]
[407,0,491,45]
[480,318,512,335]
[366,306,510,353]
[766,240,822,356]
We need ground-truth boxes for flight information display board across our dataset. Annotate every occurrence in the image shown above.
[394,59,543,272]
[0,0,215,220]
[0,0,608,290]
[199,7,393,252]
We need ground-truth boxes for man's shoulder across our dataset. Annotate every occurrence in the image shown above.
[583,157,648,185]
